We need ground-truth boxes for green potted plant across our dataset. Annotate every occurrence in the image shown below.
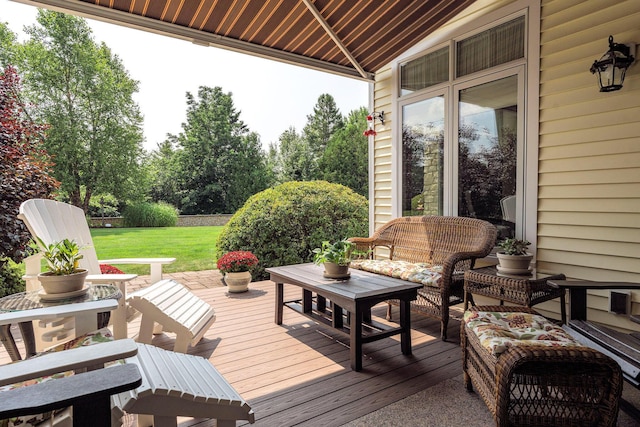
[496,238,533,274]
[312,239,357,278]
[35,237,88,294]
[217,251,259,293]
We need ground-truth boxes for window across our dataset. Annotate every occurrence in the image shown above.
[400,47,449,96]
[456,16,525,77]
[401,95,445,215]
[457,75,518,239]
[398,14,527,241]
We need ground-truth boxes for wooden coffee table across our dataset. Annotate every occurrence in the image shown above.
[268,263,422,371]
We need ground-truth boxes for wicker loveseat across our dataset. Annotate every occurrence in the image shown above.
[348,216,497,340]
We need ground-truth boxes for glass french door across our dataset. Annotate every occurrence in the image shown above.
[399,68,524,241]
[401,94,446,216]
[455,73,522,239]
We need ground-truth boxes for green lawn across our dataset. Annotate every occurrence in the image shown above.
[91,226,223,275]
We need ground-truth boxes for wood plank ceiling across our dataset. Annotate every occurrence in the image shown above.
[14,0,476,80]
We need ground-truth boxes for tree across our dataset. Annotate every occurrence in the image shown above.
[1,65,59,297]
[318,107,369,196]
[173,86,270,214]
[302,93,344,173]
[146,136,182,207]
[17,10,145,213]
[274,127,315,183]
[0,23,18,69]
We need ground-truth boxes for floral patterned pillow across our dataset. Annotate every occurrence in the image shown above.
[464,310,581,356]
[350,259,443,287]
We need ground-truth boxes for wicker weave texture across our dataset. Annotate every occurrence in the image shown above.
[461,306,623,427]
[349,216,497,340]
[464,267,566,314]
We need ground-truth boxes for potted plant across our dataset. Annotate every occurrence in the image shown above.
[35,238,88,294]
[496,238,533,274]
[217,251,259,293]
[312,239,356,279]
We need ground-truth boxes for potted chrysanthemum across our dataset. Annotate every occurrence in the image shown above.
[216,251,259,293]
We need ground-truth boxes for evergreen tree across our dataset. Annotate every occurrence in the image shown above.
[173,86,270,214]
[302,94,344,174]
[318,107,369,196]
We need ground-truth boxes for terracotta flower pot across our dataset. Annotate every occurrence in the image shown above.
[224,271,252,293]
[37,269,88,294]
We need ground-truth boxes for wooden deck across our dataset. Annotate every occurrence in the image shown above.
[141,280,465,426]
[2,279,466,427]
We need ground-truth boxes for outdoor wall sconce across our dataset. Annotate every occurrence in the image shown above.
[589,35,635,92]
[364,111,384,136]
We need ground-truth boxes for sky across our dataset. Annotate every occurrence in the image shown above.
[0,0,370,151]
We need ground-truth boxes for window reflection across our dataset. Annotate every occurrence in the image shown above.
[402,96,445,216]
[458,76,517,239]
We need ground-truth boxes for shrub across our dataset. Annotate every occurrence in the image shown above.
[216,181,368,280]
[122,202,178,227]
[87,193,120,218]
[0,258,25,298]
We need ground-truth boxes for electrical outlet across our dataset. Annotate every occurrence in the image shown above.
[609,290,630,315]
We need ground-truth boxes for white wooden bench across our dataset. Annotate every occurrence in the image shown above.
[127,279,216,353]
[112,343,255,427]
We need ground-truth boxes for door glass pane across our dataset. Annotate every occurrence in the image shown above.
[402,96,445,216]
[458,75,517,239]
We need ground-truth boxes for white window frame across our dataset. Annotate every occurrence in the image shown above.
[391,0,541,249]
[452,66,525,235]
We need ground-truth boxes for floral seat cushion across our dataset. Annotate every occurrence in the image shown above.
[463,310,581,356]
[350,259,442,287]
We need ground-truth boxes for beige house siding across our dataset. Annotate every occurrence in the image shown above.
[371,67,394,232]
[372,0,640,330]
[537,0,640,329]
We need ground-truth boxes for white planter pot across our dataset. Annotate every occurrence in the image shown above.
[496,252,533,273]
[224,271,252,293]
[38,269,88,294]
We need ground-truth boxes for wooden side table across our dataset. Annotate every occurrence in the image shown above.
[464,266,567,323]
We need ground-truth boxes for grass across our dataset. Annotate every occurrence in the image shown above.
[91,226,224,275]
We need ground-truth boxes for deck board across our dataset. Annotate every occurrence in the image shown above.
[0,280,465,426]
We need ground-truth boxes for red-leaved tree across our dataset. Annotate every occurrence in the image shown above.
[0,65,58,264]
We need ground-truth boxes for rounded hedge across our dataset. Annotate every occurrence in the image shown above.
[216,181,369,280]
[122,202,178,227]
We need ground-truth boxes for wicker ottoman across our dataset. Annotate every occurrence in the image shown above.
[461,306,622,427]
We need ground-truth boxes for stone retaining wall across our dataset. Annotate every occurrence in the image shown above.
[89,214,232,228]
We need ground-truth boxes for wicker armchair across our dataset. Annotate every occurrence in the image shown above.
[349,216,496,340]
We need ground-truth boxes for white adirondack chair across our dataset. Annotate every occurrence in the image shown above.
[18,199,216,353]
[0,334,255,427]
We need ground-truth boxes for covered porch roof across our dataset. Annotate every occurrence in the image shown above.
[13,0,476,81]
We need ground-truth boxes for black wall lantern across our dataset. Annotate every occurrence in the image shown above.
[590,35,635,92]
